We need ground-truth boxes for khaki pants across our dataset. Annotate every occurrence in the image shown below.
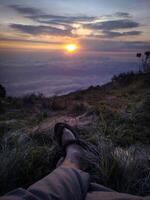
[1,166,148,200]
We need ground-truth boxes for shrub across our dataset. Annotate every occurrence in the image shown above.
[71,102,87,115]
[112,71,137,86]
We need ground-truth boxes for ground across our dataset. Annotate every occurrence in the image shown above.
[0,71,150,196]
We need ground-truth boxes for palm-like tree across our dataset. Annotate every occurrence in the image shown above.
[136,51,150,72]
[136,53,142,71]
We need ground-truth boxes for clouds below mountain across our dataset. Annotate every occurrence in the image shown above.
[0,50,139,96]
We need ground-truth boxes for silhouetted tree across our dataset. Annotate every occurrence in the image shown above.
[136,51,150,72]
[0,84,6,98]
[136,53,141,58]
[145,51,150,62]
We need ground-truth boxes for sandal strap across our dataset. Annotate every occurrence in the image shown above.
[54,123,79,145]
[63,139,99,157]
[54,123,100,168]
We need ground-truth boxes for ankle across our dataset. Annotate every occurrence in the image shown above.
[62,159,79,169]
[66,144,83,154]
[62,144,83,169]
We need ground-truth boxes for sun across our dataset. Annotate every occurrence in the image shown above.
[65,44,78,53]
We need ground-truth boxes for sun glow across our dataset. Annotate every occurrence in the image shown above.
[65,44,78,53]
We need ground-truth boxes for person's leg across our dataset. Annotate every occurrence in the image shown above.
[1,126,90,200]
[1,167,89,200]
[89,183,113,192]
[1,123,147,200]
[86,191,145,200]
[28,166,89,200]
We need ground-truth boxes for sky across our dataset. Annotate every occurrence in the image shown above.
[0,0,150,96]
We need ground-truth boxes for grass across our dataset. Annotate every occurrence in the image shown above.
[0,72,150,196]
[71,102,88,115]
[0,131,57,194]
[0,128,149,196]
[94,90,150,147]
[89,137,150,196]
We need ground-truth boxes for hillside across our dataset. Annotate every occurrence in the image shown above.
[0,71,150,196]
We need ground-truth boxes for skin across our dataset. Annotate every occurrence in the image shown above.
[61,128,84,169]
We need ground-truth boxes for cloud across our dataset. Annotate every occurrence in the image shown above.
[9,5,43,15]
[10,24,72,36]
[0,49,140,97]
[9,5,142,39]
[115,12,131,18]
[84,19,142,38]
[102,30,142,37]
[9,4,95,36]
[80,39,150,52]
[85,19,140,30]
[9,4,95,25]
[31,15,95,24]
[0,36,62,44]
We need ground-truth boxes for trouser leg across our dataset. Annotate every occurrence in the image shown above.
[28,166,90,200]
[1,166,90,200]
[89,183,114,192]
[86,191,145,200]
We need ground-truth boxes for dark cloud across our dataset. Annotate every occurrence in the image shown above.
[102,30,142,37]
[30,15,95,31]
[9,5,43,15]
[31,15,95,23]
[10,24,72,36]
[85,19,140,30]
[9,4,95,25]
[0,37,62,44]
[115,12,131,18]
[101,12,131,20]
[9,4,95,35]
[84,19,142,38]
[9,5,142,39]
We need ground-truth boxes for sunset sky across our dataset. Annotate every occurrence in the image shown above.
[0,0,150,96]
